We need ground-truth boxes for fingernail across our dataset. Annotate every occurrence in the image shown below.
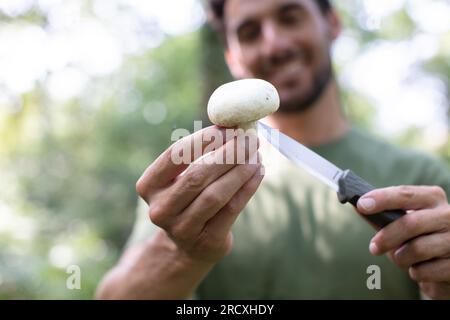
[358,197,376,211]
[369,242,379,255]
[394,244,406,257]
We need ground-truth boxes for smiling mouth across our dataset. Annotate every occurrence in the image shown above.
[267,61,306,85]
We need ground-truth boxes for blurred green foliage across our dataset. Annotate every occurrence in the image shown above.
[0,30,203,298]
[0,0,449,299]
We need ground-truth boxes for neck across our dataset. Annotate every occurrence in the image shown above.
[264,80,349,147]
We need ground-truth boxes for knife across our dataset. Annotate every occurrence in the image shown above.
[257,121,406,229]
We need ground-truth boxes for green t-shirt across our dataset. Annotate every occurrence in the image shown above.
[127,127,450,299]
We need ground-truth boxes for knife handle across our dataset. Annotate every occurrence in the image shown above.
[337,169,406,229]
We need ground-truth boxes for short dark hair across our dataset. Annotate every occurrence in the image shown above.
[207,0,332,42]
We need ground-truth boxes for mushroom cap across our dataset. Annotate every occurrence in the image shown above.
[207,79,280,127]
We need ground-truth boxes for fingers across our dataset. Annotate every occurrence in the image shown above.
[409,258,450,283]
[369,208,449,255]
[357,185,450,299]
[150,134,259,222]
[357,185,448,214]
[392,232,450,268]
[356,185,450,255]
[154,161,264,262]
[419,282,450,300]
[174,155,262,239]
[136,125,229,197]
[202,165,265,241]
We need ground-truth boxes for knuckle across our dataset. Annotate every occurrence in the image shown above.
[403,214,420,233]
[398,185,415,200]
[184,170,207,191]
[409,241,426,259]
[148,204,167,227]
[201,189,223,207]
[170,223,191,243]
[196,231,226,253]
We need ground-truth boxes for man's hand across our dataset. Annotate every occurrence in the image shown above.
[97,125,263,299]
[357,185,450,299]
[136,125,263,264]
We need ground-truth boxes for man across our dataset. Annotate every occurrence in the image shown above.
[96,0,450,299]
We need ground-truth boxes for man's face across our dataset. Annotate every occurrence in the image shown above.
[224,0,340,112]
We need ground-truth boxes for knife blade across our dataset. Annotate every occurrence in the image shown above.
[257,121,405,229]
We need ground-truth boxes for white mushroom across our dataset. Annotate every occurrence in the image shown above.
[207,79,280,131]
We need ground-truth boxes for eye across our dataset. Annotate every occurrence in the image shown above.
[238,22,261,43]
[281,13,299,25]
[279,7,305,26]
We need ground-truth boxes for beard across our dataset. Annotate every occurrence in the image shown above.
[277,57,333,113]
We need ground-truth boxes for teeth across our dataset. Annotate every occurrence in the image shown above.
[278,61,304,74]
[267,61,305,84]
[266,59,306,83]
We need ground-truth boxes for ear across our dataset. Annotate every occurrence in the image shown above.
[326,9,342,41]
[225,49,246,79]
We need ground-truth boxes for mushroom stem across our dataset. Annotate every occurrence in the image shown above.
[207,78,280,132]
[238,121,257,132]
